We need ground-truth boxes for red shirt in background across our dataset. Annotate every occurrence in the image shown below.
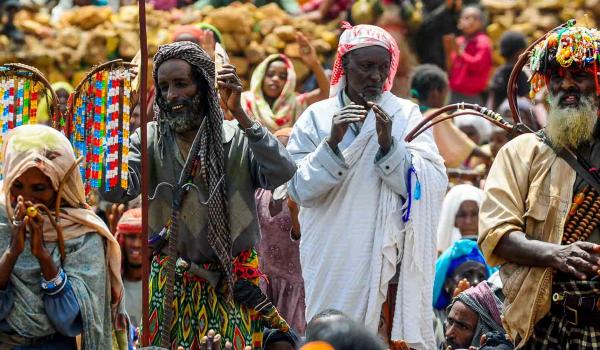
[449,32,493,96]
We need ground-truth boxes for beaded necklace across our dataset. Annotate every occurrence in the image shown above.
[563,186,600,244]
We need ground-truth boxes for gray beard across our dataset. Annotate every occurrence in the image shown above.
[164,109,203,134]
[545,92,599,150]
[359,91,383,104]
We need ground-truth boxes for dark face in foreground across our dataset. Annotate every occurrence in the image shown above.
[344,46,391,102]
[549,68,596,109]
[444,300,478,349]
[265,341,294,350]
[11,167,57,208]
[157,59,204,134]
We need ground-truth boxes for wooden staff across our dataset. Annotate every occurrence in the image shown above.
[137,0,150,346]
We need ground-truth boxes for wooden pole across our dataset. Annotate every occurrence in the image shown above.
[138,0,150,346]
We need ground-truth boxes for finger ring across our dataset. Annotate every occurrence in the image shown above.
[11,217,23,226]
[302,48,311,54]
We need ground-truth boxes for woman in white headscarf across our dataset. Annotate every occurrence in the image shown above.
[436,184,485,253]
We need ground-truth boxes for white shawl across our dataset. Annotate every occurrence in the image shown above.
[298,92,447,349]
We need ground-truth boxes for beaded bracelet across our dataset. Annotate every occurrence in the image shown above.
[41,268,67,295]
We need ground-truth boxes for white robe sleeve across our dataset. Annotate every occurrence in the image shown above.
[287,108,349,208]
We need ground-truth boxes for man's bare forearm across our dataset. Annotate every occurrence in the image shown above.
[493,231,558,268]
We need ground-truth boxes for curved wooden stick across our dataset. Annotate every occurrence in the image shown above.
[67,59,137,137]
[405,103,514,142]
[1,63,61,129]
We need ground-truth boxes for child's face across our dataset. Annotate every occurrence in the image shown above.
[458,8,483,36]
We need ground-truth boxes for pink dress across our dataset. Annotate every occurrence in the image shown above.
[255,189,306,334]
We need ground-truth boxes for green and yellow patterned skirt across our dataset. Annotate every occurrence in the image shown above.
[148,250,264,350]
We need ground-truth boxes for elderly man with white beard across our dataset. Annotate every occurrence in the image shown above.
[478,25,600,349]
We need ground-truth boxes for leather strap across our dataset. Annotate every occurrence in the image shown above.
[540,132,600,193]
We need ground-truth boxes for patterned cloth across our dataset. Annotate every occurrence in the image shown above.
[241,54,308,132]
[329,22,399,97]
[524,280,600,349]
[148,250,264,350]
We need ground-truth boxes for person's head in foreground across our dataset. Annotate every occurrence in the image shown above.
[410,64,449,110]
[434,239,493,311]
[443,281,505,349]
[330,22,399,104]
[304,313,385,350]
[262,328,299,350]
[529,24,600,150]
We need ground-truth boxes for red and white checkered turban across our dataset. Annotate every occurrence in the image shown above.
[330,22,400,97]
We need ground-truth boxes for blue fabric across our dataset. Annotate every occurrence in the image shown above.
[433,239,493,309]
[0,285,14,320]
[0,281,80,349]
[43,281,82,337]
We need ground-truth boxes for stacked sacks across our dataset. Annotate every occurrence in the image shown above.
[482,0,599,65]
[1,2,339,89]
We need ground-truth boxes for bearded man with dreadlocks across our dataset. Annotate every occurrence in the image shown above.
[102,41,296,349]
[478,24,600,349]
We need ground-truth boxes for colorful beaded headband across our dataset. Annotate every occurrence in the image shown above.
[529,21,600,97]
[66,59,136,197]
[0,63,58,177]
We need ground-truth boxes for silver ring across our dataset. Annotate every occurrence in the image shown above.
[11,217,23,226]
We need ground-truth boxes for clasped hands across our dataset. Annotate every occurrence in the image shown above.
[327,102,393,154]
[9,195,47,260]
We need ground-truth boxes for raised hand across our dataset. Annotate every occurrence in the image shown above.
[453,278,471,297]
[108,203,126,235]
[9,196,27,257]
[217,64,245,121]
[199,29,216,60]
[198,330,249,350]
[296,31,319,67]
[369,102,393,154]
[28,209,47,260]
[327,104,367,150]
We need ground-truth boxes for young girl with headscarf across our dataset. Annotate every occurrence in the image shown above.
[0,125,127,349]
[242,32,329,132]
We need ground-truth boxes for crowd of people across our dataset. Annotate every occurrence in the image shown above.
[1,0,600,349]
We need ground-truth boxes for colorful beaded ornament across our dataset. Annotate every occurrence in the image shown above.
[529,21,600,98]
[0,63,58,177]
[66,60,135,196]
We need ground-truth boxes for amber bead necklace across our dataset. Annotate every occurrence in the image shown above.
[562,185,600,244]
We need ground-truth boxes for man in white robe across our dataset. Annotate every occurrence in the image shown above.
[287,23,447,349]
